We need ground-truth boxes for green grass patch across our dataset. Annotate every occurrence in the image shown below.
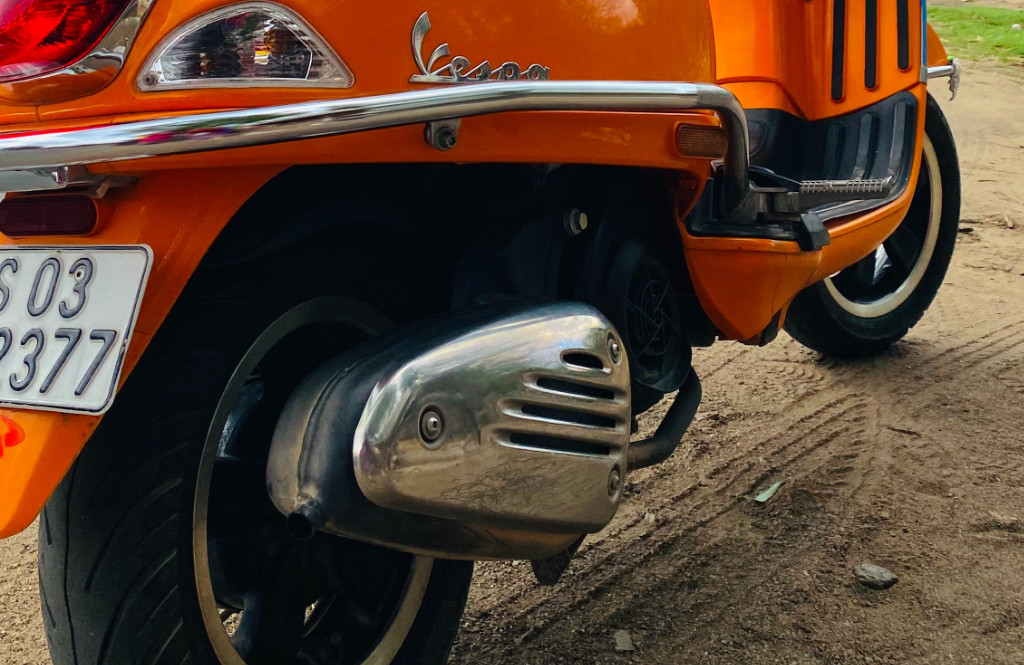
[930,6,1024,62]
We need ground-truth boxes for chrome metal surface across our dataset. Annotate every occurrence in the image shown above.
[564,208,588,236]
[926,65,955,79]
[136,2,354,91]
[419,409,444,444]
[351,302,631,532]
[410,12,550,84]
[927,58,962,100]
[0,80,753,220]
[0,168,78,193]
[607,468,621,496]
[608,339,622,365]
[0,0,154,104]
[774,177,894,214]
[268,303,633,559]
[0,166,133,196]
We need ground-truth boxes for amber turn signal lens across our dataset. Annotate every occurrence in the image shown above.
[0,194,97,237]
[674,124,728,159]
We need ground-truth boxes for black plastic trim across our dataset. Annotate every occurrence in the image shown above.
[832,0,846,101]
[745,93,917,191]
[897,0,911,70]
[865,0,878,88]
[686,93,918,249]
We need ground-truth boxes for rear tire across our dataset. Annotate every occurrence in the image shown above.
[784,94,960,358]
[38,224,472,665]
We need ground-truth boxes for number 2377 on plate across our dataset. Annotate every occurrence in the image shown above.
[0,245,152,414]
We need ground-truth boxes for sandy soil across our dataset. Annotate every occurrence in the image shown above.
[2,63,1023,665]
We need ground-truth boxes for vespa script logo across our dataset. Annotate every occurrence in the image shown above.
[409,12,550,84]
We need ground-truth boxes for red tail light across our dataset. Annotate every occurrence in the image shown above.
[0,194,98,236]
[0,0,132,83]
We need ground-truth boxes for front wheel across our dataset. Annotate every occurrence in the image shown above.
[784,94,961,358]
[38,228,473,665]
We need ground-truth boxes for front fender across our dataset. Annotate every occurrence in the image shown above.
[0,166,280,538]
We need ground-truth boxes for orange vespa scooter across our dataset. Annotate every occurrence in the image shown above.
[0,2,960,663]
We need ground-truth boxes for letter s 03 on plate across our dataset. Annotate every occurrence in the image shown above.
[0,245,152,414]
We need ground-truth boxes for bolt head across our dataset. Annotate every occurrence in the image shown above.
[564,208,588,236]
[419,409,444,444]
[608,339,623,365]
[436,128,457,150]
[608,468,622,496]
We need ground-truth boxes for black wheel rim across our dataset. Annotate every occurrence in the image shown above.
[193,298,433,665]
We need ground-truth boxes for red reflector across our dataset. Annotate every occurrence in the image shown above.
[0,413,25,458]
[0,194,97,236]
[0,0,132,83]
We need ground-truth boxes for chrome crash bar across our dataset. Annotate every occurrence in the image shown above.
[0,81,755,221]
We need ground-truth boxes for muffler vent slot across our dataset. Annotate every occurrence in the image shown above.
[562,351,605,370]
[507,432,612,457]
[535,376,616,401]
[520,403,617,429]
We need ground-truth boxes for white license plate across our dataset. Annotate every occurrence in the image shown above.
[0,246,152,414]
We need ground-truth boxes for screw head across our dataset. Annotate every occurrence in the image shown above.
[608,468,622,496]
[608,338,623,365]
[419,409,444,445]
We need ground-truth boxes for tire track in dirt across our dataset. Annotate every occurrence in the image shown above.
[457,391,878,663]
[460,292,1024,664]
[457,390,874,660]
[926,318,1024,378]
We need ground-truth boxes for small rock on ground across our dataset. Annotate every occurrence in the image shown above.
[613,629,635,652]
[854,563,899,590]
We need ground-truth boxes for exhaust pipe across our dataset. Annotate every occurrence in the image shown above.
[267,302,636,560]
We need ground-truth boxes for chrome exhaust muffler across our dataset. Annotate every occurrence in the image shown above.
[267,302,632,560]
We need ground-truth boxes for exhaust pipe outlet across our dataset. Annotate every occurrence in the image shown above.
[267,302,633,560]
[285,495,325,541]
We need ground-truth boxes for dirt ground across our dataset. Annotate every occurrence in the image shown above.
[2,63,1023,665]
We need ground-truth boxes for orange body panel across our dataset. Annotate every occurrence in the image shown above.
[709,0,924,117]
[0,0,946,537]
[31,0,716,121]
[686,83,928,341]
[0,167,280,537]
[0,0,720,538]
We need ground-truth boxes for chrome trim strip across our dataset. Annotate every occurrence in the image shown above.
[0,0,154,104]
[0,168,79,193]
[0,81,752,219]
[0,166,134,197]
